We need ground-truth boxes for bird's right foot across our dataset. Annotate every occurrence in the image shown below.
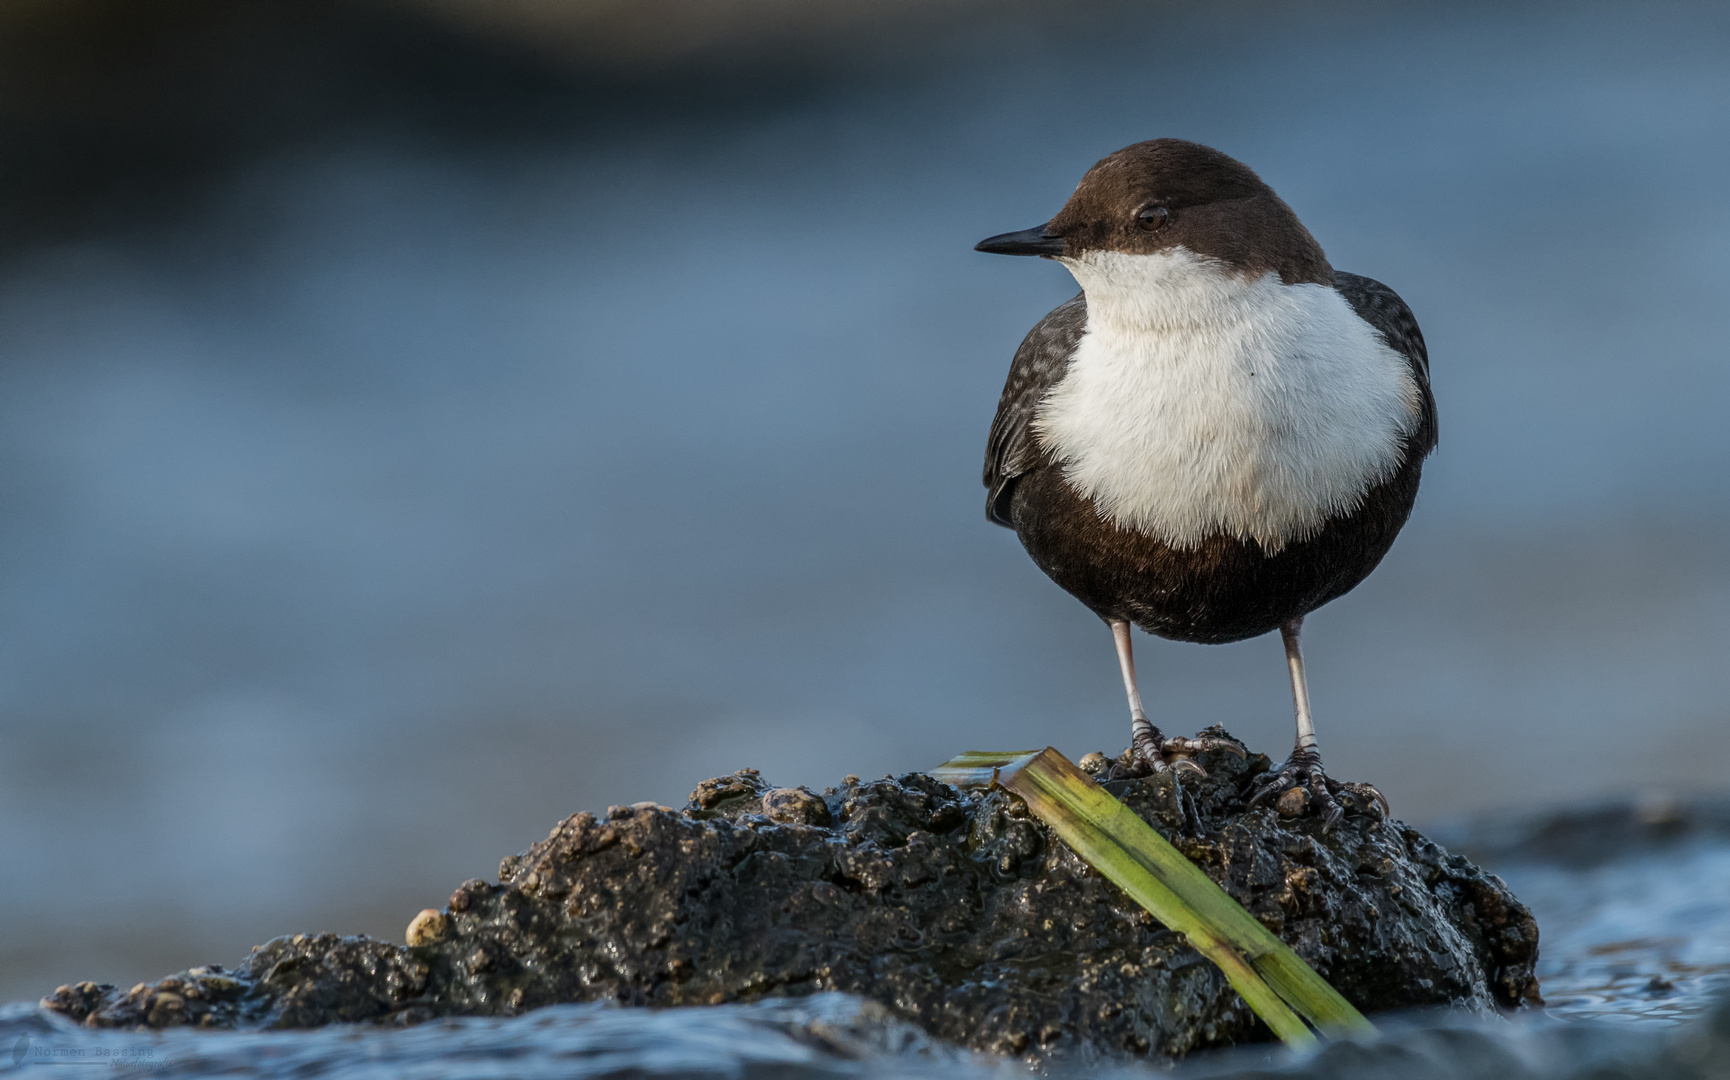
[1109,718,1246,779]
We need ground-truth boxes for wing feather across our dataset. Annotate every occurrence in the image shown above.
[1333,271,1439,455]
[983,293,1087,527]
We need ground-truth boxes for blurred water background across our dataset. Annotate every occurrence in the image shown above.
[3,0,1730,1007]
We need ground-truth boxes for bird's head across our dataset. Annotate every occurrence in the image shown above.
[975,139,1331,289]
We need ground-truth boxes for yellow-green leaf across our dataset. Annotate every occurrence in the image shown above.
[932,747,1377,1047]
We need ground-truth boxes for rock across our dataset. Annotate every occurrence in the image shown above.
[41,730,1541,1064]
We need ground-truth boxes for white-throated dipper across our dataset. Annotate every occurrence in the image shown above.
[976,139,1436,828]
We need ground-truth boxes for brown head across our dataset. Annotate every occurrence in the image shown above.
[976,139,1331,286]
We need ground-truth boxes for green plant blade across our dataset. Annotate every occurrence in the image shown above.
[929,750,1041,790]
[932,747,1377,1045]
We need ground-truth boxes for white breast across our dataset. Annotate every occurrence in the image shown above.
[1034,247,1421,552]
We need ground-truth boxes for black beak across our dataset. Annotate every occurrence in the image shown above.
[974,225,1066,257]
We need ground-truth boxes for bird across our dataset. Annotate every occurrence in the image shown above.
[975,139,1436,829]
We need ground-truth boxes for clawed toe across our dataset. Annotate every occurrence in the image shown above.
[1125,743,1207,779]
[1163,734,1248,760]
[1247,771,1294,809]
[1318,796,1344,833]
[1247,750,1384,833]
[1107,752,1202,781]
[1341,782,1391,819]
[1107,757,1152,781]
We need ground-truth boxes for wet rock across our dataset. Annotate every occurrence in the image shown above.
[41,730,1541,1064]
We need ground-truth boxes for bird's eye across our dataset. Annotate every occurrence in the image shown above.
[1135,205,1170,230]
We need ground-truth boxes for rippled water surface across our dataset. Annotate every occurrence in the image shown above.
[0,995,968,1079]
[1498,841,1730,1025]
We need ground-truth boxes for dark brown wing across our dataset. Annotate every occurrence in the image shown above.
[1333,271,1438,455]
[983,293,1087,528]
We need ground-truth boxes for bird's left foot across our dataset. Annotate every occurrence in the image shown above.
[1246,746,1389,832]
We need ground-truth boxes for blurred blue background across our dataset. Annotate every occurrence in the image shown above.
[3,0,1729,1003]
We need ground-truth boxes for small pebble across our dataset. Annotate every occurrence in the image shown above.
[760,787,832,826]
[405,909,451,946]
[147,992,185,1026]
[1277,787,1309,816]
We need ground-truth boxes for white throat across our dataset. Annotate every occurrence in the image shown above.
[1033,247,1421,552]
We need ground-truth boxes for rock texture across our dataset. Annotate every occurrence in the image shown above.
[42,733,1541,1063]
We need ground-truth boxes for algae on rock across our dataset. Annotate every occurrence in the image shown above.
[43,734,1540,1063]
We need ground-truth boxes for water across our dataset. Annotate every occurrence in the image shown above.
[0,1006,1710,1080]
[1489,840,1730,1026]
[0,994,970,1079]
[5,0,1730,1016]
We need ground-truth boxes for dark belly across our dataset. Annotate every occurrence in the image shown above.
[1008,447,1426,644]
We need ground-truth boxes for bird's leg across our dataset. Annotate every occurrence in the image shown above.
[1108,618,1243,779]
[1248,617,1389,831]
[1111,618,1193,778]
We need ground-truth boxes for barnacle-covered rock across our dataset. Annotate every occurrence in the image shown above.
[41,731,1539,1064]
